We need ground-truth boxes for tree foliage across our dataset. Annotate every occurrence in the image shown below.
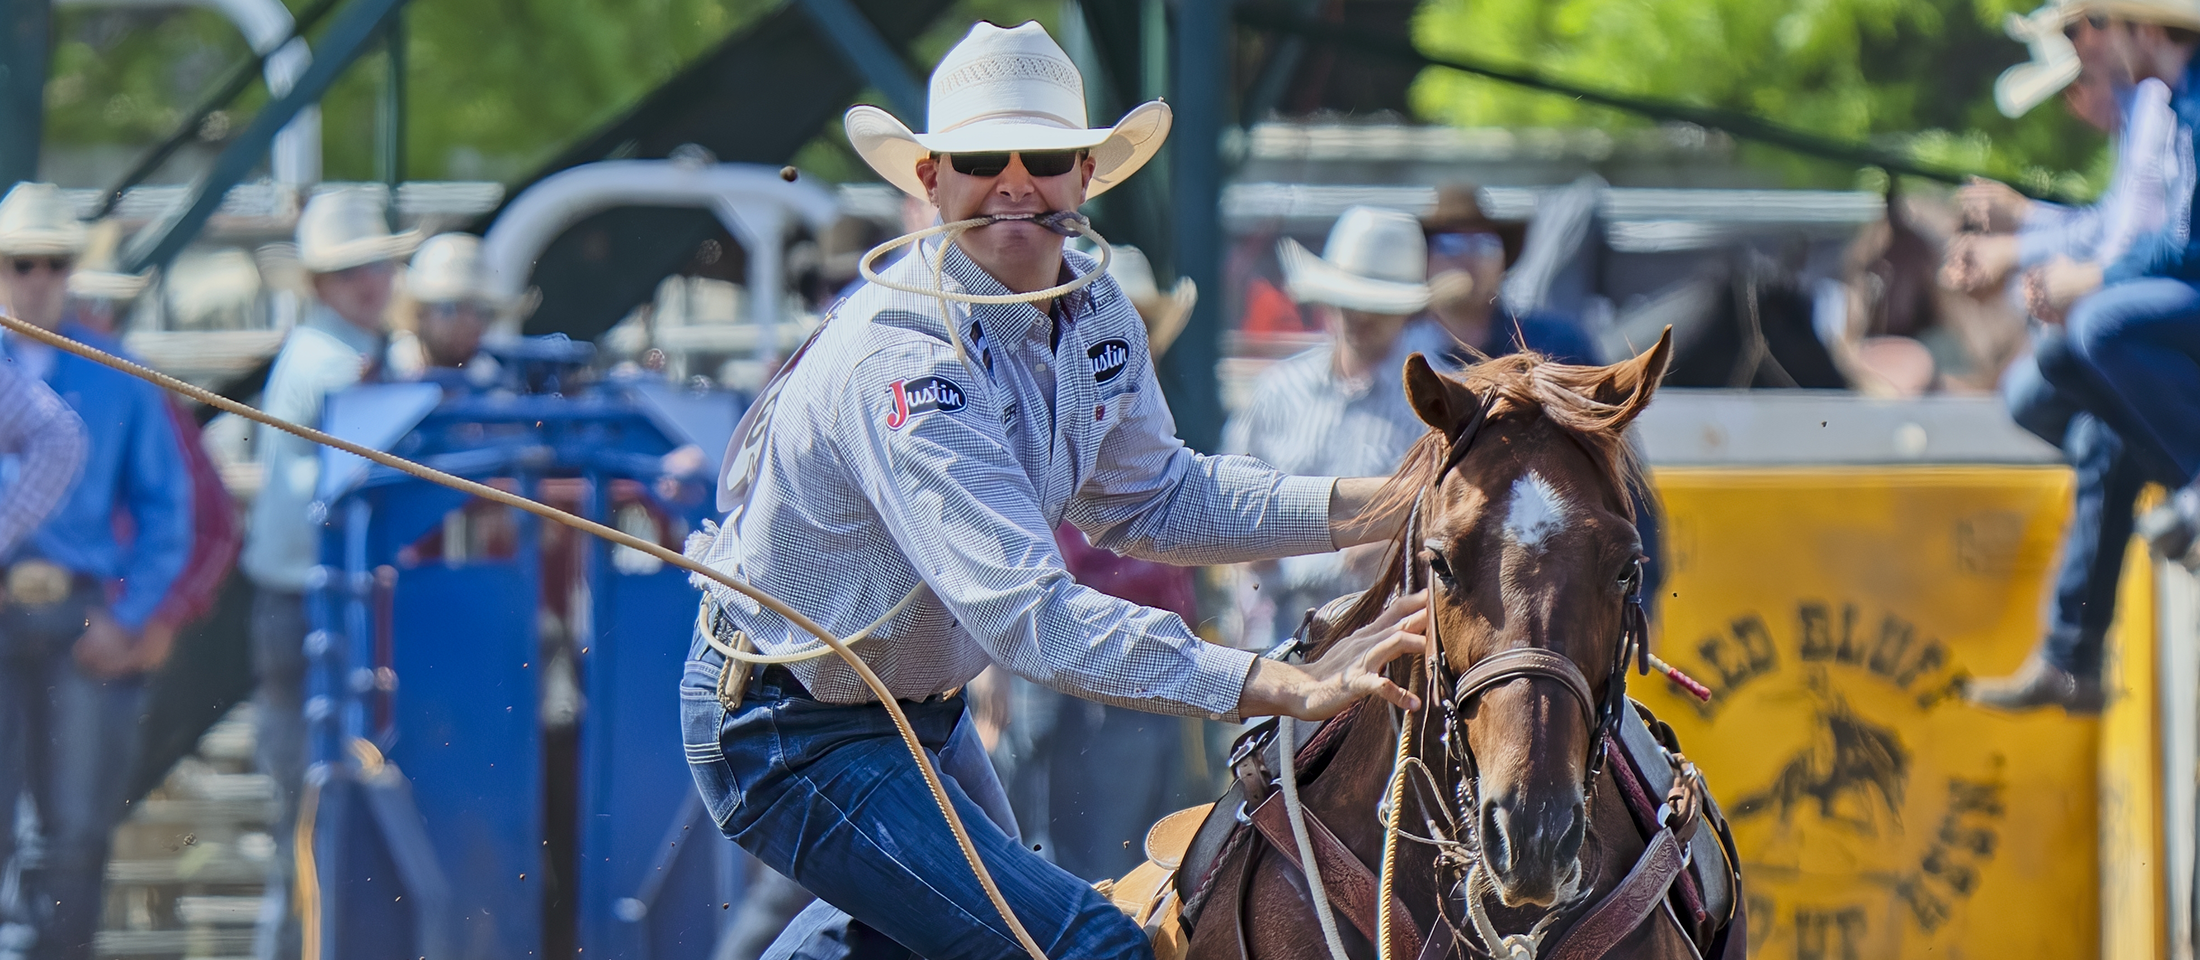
[44,0,1059,186]
[1410,0,2110,194]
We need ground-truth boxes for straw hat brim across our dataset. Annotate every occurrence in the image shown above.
[0,226,88,257]
[1134,278,1198,358]
[847,100,1172,202]
[300,231,422,274]
[1995,53,2082,117]
[1278,237,1430,314]
[69,269,152,301]
[2085,0,2200,30]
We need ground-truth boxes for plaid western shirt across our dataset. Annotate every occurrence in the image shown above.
[0,360,87,558]
[692,239,1339,719]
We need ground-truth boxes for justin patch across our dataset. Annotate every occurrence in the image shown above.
[885,375,968,429]
[1088,338,1131,385]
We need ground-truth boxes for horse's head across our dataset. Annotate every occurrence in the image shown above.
[1394,331,1671,908]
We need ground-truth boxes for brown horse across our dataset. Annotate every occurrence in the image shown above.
[1171,332,1741,960]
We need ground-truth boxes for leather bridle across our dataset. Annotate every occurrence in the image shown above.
[1400,388,1656,957]
[1413,391,1650,787]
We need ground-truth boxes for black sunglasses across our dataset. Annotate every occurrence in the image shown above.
[11,257,70,276]
[938,150,1085,178]
[2064,12,2110,38]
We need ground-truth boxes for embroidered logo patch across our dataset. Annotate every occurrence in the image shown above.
[885,375,967,429]
[1088,338,1131,385]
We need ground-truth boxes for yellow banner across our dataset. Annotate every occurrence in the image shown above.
[1642,466,2109,959]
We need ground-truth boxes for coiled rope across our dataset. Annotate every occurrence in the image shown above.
[0,210,1113,960]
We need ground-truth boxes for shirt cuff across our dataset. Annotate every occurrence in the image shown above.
[1272,474,1341,552]
[1179,640,1259,723]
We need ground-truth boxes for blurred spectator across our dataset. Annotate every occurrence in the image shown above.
[395,233,510,387]
[1221,206,1435,647]
[241,187,415,960]
[1963,9,2181,713]
[68,221,239,673]
[991,245,1203,883]
[0,182,195,960]
[2042,12,2200,544]
[1421,182,1598,365]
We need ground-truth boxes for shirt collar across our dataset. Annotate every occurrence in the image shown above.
[934,239,1094,350]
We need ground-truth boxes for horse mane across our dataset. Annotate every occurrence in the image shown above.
[1312,350,1651,655]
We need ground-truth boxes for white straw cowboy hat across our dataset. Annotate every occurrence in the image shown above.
[2080,0,2200,30]
[0,183,87,257]
[69,219,153,302]
[845,21,1171,202]
[1278,206,1432,315]
[297,186,419,274]
[1996,2,2084,117]
[406,233,513,309]
[1106,245,1197,356]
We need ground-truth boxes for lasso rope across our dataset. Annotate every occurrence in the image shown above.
[859,212,1111,371]
[0,218,1113,960]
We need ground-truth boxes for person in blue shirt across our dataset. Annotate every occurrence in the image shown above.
[2021,5,2200,572]
[0,182,193,960]
[1419,183,1600,366]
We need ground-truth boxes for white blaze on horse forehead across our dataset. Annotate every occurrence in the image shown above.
[1502,471,1570,551]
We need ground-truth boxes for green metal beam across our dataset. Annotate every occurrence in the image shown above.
[0,0,50,184]
[124,0,415,274]
[1234,3,2073,200]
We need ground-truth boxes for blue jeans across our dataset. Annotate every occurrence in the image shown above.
[0,585,149,960]
[2005,339,2152,677]
[2062,278,2200,486]
[679,645,1150,960]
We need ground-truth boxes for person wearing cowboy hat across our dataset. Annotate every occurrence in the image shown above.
[978,244,1205,885]
[0,181,197,960]
[395,232,511,382]
[60,218,244,703]
[1958,2,2187,714]
[2032,0,2200,610]
[1419,183,1599,367]
[686,21,1429,960]
[239,185,416,960]
[1218,206,1450,649]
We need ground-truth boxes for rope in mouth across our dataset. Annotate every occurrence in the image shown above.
[857,211,1113,371]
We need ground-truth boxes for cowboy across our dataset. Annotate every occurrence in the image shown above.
[684,22,1427,960]
[0,182,196,960]
[1419,183,1595,367]
[2044,0,2200,571]
[240,185,416,960]
[1959,1,2185,712]
[1221,206,1441,648]
[394,232,508,383]
[66,220,242,675]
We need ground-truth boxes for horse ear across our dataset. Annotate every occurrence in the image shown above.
[1596,326,1673,428]
[1404,352,1467,431]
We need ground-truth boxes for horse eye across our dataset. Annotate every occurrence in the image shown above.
[1424,548,1456,586]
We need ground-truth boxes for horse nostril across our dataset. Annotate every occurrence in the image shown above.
[1554,802,1586,862]
[1480,802,1512,872]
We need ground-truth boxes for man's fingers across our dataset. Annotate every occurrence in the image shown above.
[1358,674,1421,712]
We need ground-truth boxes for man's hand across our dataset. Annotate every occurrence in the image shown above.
[1960,177,2032,233]
[1237,591,1428,720]
[132,620,179,674]
[1942,234,2021,293]
[73,610,145,679]
[2024,257,2105,325]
